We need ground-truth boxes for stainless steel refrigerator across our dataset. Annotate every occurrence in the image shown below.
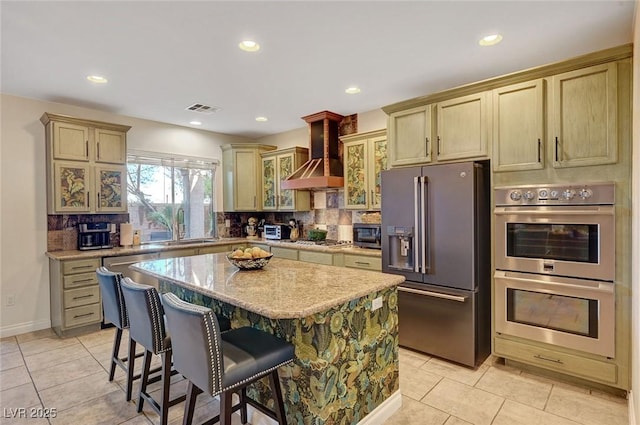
[381,161,490,367]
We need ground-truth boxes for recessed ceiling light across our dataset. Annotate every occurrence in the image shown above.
[479,34,503,46]
[189,121,202,126]
[255,116,268,122]
[86,75,108,84]
[239,40,260,52]
[345,86,361,94]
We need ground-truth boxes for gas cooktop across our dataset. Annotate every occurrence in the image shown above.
[285,239,352,246]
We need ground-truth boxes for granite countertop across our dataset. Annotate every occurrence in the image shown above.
[46,237,382,260]
[130,253,403,319]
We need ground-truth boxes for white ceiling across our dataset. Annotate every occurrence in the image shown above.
[1,1,635,138]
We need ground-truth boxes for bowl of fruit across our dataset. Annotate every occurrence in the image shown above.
[227,247,274,270]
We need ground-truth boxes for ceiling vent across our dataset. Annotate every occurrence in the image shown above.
[185,103,221,114]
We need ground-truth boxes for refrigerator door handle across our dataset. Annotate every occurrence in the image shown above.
[421,176,429,273]
[399,286,468,303]
[413,176,420,273]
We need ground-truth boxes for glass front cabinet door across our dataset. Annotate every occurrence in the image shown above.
[341,129,387,210]
[260,147,310,211]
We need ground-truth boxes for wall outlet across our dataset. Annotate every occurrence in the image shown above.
[225,219,231,228]
[6,295,15,307]
[371,296,383,311]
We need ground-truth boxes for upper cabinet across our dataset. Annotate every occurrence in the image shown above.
[436,92,489,161]
[492,79,546,172]
[41,113,130,214]
[222,143,277,212]
[550,62,617,168]
[387,105,432,167]
[261,147,310,211]
[341,129,387,210]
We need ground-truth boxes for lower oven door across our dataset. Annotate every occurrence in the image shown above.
[494,270,615,358]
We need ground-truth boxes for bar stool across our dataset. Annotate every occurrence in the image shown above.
[161,292,295,425]
[120,278,186,425]
[96,267,145,401]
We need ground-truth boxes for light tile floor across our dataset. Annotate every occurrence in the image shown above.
[0,327,629,425]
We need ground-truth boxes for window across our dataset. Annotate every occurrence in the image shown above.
[127,150,219,243]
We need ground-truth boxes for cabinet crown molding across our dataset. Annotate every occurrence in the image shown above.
[40,112,131,132]
[382,43,632,114]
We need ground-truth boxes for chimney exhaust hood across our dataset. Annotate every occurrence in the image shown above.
[281,111,344,190]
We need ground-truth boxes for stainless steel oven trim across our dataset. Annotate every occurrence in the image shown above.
[494,205,615,281]
[494,270,615,358]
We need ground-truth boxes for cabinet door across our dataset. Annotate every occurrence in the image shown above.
[95,128,126,164]
[277,153,296,210]
[52,161,91,213]
[493,80,545,172]
[436,92,488,161]
[344,139,368,209]
[234,150,259,210]
[369,136,387,210]
[52,122,90,161]
[95,165,127,212]
[262,156,277,210]
[550,62,617,168]
[388,105,432,167]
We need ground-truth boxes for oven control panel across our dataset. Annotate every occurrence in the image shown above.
[495,182,614,206]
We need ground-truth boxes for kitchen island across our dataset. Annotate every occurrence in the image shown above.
[131,253,403,425]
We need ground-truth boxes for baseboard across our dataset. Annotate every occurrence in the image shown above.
[629,390,636,425]
[0,319,50,338]
[246,390,402,425]
[356,390,402,425]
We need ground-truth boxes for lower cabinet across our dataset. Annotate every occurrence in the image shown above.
[494,336,618,386]
[270,246,298,260]
[50,257,102,336]
[343,254,382,271]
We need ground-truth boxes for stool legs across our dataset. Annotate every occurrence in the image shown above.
[126,338,137,401]
[136,348,185,425]
[108,328,123,381]
[269,370,287,424]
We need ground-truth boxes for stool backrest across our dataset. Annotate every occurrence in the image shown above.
[96,267,128,329]
[120,278,168,354]
[162,292,224,395]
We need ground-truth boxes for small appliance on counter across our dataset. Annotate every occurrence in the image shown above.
[78,222,114,250]
[353,223,381,249]
[264,223,292,240]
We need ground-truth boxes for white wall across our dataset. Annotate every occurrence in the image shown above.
[631,3,640,424]
[256,108,388,148]
[0,94,248,337]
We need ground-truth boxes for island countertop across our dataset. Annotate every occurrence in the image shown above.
[130,252,404,319]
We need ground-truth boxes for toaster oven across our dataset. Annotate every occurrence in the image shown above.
[264,224,292,240]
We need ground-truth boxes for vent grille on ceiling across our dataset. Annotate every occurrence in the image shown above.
[185,103,221,114]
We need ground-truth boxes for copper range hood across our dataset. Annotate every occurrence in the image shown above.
[281,111,344,190]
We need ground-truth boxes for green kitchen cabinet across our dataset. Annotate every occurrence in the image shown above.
[261,147,310,211]
[41,113,130,214]
[222,143,277,212]
[387,105,432,167]
[341,129,387,210]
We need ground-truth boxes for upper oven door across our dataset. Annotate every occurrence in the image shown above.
[494,205,615,281]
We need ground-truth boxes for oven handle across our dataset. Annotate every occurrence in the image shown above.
[494,206,614,216]
[398,286,467,303]
[496,272,615,294]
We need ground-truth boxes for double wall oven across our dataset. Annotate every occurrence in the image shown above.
[494,182,616,358]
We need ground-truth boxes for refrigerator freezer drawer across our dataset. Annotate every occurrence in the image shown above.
[398,284,484,367]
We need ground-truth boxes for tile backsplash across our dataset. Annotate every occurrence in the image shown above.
[47,213,130,251]
[216,190,381,241]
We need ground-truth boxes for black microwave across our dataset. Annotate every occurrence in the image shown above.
[353,223,381,249]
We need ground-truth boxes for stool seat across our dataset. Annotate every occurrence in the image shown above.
[221,327,295,391]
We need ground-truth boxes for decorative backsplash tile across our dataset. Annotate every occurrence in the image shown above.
[217,190,378,242]
[46,213,129,251]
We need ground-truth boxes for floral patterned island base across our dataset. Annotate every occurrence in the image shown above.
[158,281,399,425]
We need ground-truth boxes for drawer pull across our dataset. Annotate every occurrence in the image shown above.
[73,312,94,319]
[72,278,94,283]
[72,294,94,300]
[71,265,94,270]
[534,354,564,365]
[355,261,371,266]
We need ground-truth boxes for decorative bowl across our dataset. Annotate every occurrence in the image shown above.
[226,253,274,270]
